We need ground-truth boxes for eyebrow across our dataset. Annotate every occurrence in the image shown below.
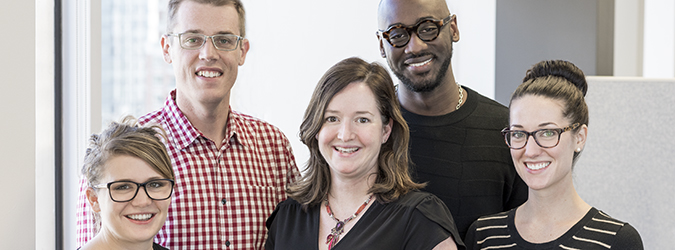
[111,176,166,183]
[324,110,375,116]
[510,122,558,129]
[181,29,236,35]
[386,16,438,29]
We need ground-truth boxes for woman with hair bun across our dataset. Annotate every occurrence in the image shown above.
[464,60,643,249]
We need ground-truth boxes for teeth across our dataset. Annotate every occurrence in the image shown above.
[526,162,550,170]
[335,147,358,154]
[126,214,153,221]
[408,58,432,67]
[197,71,222,78]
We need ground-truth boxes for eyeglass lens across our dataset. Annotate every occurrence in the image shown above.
[109,180,173,202]
[179,33,240,51]
[387,20,441,47]
[505,129,561,149]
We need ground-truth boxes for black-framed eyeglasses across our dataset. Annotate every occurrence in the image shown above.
[166,32,243,51]
[501,123,580,150]
[378,15,453,48]
[94,179,175,202]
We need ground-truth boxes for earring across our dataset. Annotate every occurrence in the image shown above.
[575,148,581,152]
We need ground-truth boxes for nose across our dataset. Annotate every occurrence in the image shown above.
[199,37,218,61]
[337,121,355,142]
[404,32,428,54]
[130,187,153,207]
[522,135,543,157]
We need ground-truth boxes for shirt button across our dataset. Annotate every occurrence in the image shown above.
[221,198,227,205]
[225,240,231,247]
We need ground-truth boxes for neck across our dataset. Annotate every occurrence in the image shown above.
[327,172,375,215]
[520,177,590,223]
[83,229,154,250]
[176,92,230,148]
[397,73,464,116]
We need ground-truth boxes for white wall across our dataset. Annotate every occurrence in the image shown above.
[643,0,675,77]
[0,0,36,249]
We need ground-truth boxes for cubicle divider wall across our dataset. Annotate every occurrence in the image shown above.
[574,76,675,249]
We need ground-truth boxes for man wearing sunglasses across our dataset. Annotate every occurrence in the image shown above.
[76,0,301,249]
[377,0,528,240]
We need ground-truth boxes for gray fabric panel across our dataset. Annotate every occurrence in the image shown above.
[574,76,675,249]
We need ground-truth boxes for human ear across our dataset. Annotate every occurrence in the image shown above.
[237,38,250,66]
[86,187,101,213]
[449,14,460,42]
[575,124,588,151]
[377,33,387,58]
[382,118,393,144]
[160,35,172,64]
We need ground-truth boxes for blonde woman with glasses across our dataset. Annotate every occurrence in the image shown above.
[79,117,174,250]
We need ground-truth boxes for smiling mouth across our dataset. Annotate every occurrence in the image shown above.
[526,162,550,171]
[406,58,433,68]
[125,213,155,222]
[335,146,359,154]
[196,70,222,78]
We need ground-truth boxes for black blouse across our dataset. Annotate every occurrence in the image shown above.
[265,190,465,250]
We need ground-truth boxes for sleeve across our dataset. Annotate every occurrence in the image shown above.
[75,176,97,248]
[280,133,301,187]
[463,220,479,250]
[612,223,644,250]
[406,195,466,250]
[264,205,280,250]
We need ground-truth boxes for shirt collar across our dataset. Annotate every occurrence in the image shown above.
[162,90,248,150]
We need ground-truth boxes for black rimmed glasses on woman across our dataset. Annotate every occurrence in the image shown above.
[378,14,453,48]
[94,179,175,202]
[501,123,580,150]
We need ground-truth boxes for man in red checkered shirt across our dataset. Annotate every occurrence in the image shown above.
[76,0,301,249]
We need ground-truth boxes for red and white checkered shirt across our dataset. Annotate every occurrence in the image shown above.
[76,90,301,249]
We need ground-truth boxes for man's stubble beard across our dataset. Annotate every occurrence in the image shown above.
[393,56,451,93]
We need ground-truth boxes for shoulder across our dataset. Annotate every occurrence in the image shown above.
[466,87,508,116]
[588,209,644,249]
[267,198,308,223]
[153,242,169,250]
[230,109,288,139]
[464,209,514,249]
[473,209,512,228]
[266,198,316,233]
[394,190,444,207]
[138,108,164,126]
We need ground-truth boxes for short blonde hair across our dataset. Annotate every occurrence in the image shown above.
[81,116,174,187]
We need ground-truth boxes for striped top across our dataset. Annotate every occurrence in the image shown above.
[465,207,643,250]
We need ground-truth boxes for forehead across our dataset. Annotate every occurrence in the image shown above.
[101,155,162,181]
[327,82,380,113]
[378,0,449,28]
[173,1,240,35]
[510,95,567,126]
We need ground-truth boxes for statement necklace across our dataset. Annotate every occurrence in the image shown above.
[324,195,373,250]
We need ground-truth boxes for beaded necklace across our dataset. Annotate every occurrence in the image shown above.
[324,195,373,250]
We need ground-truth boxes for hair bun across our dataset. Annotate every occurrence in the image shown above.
[522,60,588,96]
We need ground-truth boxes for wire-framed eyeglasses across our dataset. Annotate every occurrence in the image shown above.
[166,32,243,51]
[378,15,453,48]
[501,123,580,150]
[94,179,175,202]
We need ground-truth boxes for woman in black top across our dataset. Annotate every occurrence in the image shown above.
[265,57,464,250]
[465,60,643,249]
